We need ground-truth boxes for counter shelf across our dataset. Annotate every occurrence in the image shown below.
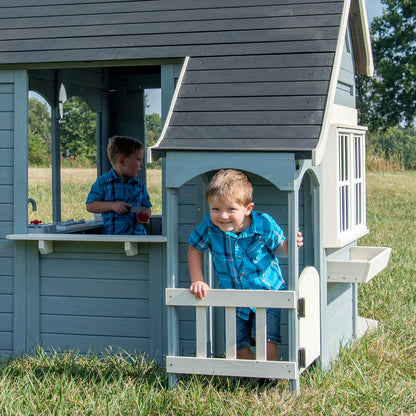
[6,233,167,256]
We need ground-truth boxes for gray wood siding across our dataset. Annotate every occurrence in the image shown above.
[326,282,354,361]
[0,0,345,154]
[177,178,204,355]
[335,25,356,108]
[0,72,14,357]
[33,242,166,358]
[325,245,355,362]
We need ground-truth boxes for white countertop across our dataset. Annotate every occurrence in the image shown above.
[7,233,167,243]
[7,233,167,256]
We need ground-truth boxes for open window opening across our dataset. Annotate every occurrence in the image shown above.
[60,96,97,222]
[26,63,182,235]
[28,91,52,225]
[145,88,162,215]
[28,92,97,225]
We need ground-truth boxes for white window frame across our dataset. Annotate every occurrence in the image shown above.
[337,129,367,241]
[322,126,368,248]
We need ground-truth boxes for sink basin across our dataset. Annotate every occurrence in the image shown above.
[28,223,57,233]
[28,220,103,234]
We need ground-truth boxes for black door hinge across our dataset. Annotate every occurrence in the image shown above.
[298,348,306,368]
[298,297,306,318]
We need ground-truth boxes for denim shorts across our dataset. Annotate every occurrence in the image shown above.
[236,308,281,350]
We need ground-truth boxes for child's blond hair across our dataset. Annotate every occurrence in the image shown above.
[107,136,144,167]
[206,169,253,206]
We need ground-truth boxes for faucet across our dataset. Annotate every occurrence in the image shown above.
[27,198,37,212]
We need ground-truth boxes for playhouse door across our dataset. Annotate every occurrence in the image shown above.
[299,267,321,371]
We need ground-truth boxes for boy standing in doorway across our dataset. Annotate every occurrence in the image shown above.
[188,169,302,360]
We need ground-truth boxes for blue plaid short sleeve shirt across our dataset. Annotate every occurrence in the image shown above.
[86,168,151,235]
[188,211,286,319]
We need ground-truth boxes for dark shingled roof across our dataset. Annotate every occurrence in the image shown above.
[0,0,346,155]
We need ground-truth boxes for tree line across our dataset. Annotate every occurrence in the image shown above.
[29,96,98,167]
[28,96,162,168]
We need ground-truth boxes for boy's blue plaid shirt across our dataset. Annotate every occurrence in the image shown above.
[188,211,286,319]
[86,168,151,235]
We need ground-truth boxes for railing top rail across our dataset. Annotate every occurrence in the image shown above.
[166,288,296,309]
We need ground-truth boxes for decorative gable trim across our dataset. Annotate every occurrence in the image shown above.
[313,0,373,166]
[349,0,374,76]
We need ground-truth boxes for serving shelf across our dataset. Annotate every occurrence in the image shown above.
[6,233,167,256]
[327,246,391,283]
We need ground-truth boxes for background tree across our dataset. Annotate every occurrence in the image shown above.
[146,112,162,168]
[367,126,416,170]
[28,97,51,166]
[60,96,97,163]
[357,0,416,131]
[146,113,162,147]
[29,94,162,168]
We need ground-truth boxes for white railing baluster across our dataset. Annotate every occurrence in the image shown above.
[255,307,267,361]
[196,306,207,357]
[225,307,236,359]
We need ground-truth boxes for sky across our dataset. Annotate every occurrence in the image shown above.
[145,88,162,115]
[365,0,384,23]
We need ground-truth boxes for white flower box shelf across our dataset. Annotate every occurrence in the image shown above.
[327,246,392,283]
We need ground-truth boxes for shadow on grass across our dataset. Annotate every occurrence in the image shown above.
[0,347,166,388]
[0,347,294,394]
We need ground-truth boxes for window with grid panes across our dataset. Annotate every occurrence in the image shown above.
[337,131,365,235]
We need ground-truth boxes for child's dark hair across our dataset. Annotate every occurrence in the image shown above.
[206,169,253,206]
[107,136,144,167]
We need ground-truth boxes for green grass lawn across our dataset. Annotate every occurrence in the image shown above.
[5,170,416,415]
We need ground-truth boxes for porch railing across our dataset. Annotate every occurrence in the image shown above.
[165,288,298,380]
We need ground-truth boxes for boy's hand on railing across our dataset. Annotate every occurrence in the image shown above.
[189,281,210,300]
[296,231,303,248]
[274,230,303,257]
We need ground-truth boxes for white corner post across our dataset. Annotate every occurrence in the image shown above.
[166,187,179,388]
[288,189,300,393]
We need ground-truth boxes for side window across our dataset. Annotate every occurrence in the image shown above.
[338,133,349,232]
[337,130,365,235]
[353,134,364,227]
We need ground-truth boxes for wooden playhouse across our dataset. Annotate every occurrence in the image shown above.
[0,0,391,391]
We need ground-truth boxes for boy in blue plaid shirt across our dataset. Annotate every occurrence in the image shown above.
[188,169,302,360]
[86,136,151,235]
